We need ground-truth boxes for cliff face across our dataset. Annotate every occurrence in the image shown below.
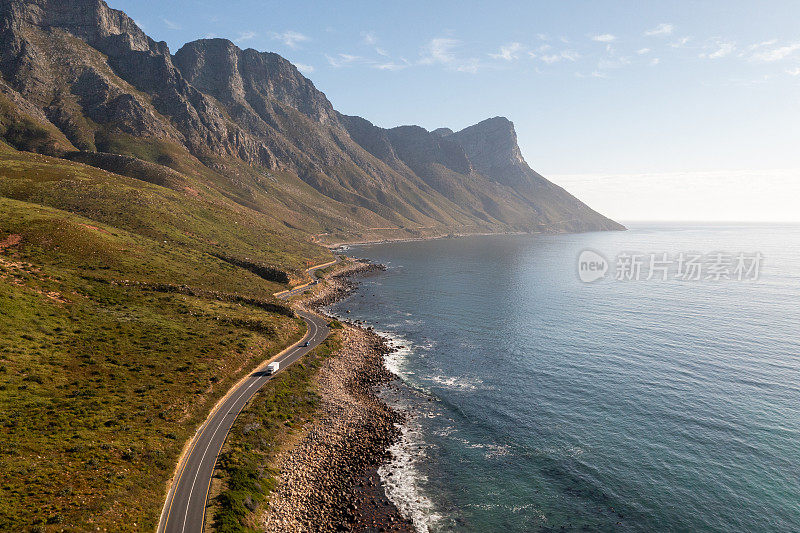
[0,0,623,236]
[447,117,530,187]
[174,39,339,127]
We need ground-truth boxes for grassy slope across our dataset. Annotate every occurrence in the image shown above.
[0,143,331,278]
[0,143,335,531]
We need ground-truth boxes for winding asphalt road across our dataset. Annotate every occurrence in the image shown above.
[158,259,338,533]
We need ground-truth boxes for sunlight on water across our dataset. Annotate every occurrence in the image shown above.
[330,223,800,532]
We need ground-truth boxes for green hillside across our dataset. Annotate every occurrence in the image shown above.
[0,143,330,530]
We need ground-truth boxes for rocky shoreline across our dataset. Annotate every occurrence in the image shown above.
[261,261,415,532]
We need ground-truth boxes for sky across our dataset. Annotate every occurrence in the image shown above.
[110,0,800,222]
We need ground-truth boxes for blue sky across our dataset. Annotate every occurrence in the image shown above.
[111,1,800,221]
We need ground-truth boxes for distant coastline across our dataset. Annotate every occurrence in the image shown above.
[323,224,626,251]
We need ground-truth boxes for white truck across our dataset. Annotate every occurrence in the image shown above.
[266,361,280,375]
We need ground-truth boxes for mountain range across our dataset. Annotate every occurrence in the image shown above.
[0,0,621,256]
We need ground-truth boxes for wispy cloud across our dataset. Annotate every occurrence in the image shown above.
[360,31,393,59]
[361,31,377,46]
[576,70,609,79]
[598,56,631,70]
[750,42,800,62]
[236,31,257,43]
[325,53,366,68]
[455,58,481,74]
[489,42,524,61]
[307,27,798,80]
[644,23,674,37]
[700,41,736,59]
[294,63,315,74]
[530,43,582,65]
[539,50,581,64]
[670,36,692,48]
[324,54,343,68]
[374,60,410,71]
[418,37,483,73]
[420,37,460,65]
[592,34,617,43]
[271,30,310,49]
[162,18,181,31]
[744,39,777,53]
[320,35,470,73]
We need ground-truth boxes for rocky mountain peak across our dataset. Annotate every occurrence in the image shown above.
[174,38,337,125]
[452,116,523,164]
[1,0,155,52]
[448,116,529,186]
[387,125,472,176]
[172,39,246,102]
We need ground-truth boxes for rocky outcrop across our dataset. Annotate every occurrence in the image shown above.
[337,114,404,168]
[0,0,262,163]
[174,38,339,127]
[386,125,472,176]
[447,116,530,187]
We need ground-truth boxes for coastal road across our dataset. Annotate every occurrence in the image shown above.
[273,256,340,299]
[158,259,338,533]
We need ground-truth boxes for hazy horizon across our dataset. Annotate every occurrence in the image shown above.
[553,168,800,223]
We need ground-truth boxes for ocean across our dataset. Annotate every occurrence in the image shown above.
[328,223,800,532]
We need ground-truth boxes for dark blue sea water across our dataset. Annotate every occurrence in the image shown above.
[329,223,800,533]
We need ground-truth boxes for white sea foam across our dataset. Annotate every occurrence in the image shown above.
[457,438,512,459]
[378,419,442,533]
[379,331,414,378]
[374,330,445,532]
[416,340,436,351]
[432,424,456,438]
[428,374,486,392]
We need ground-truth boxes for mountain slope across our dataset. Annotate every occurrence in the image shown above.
[0,0,622,244]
